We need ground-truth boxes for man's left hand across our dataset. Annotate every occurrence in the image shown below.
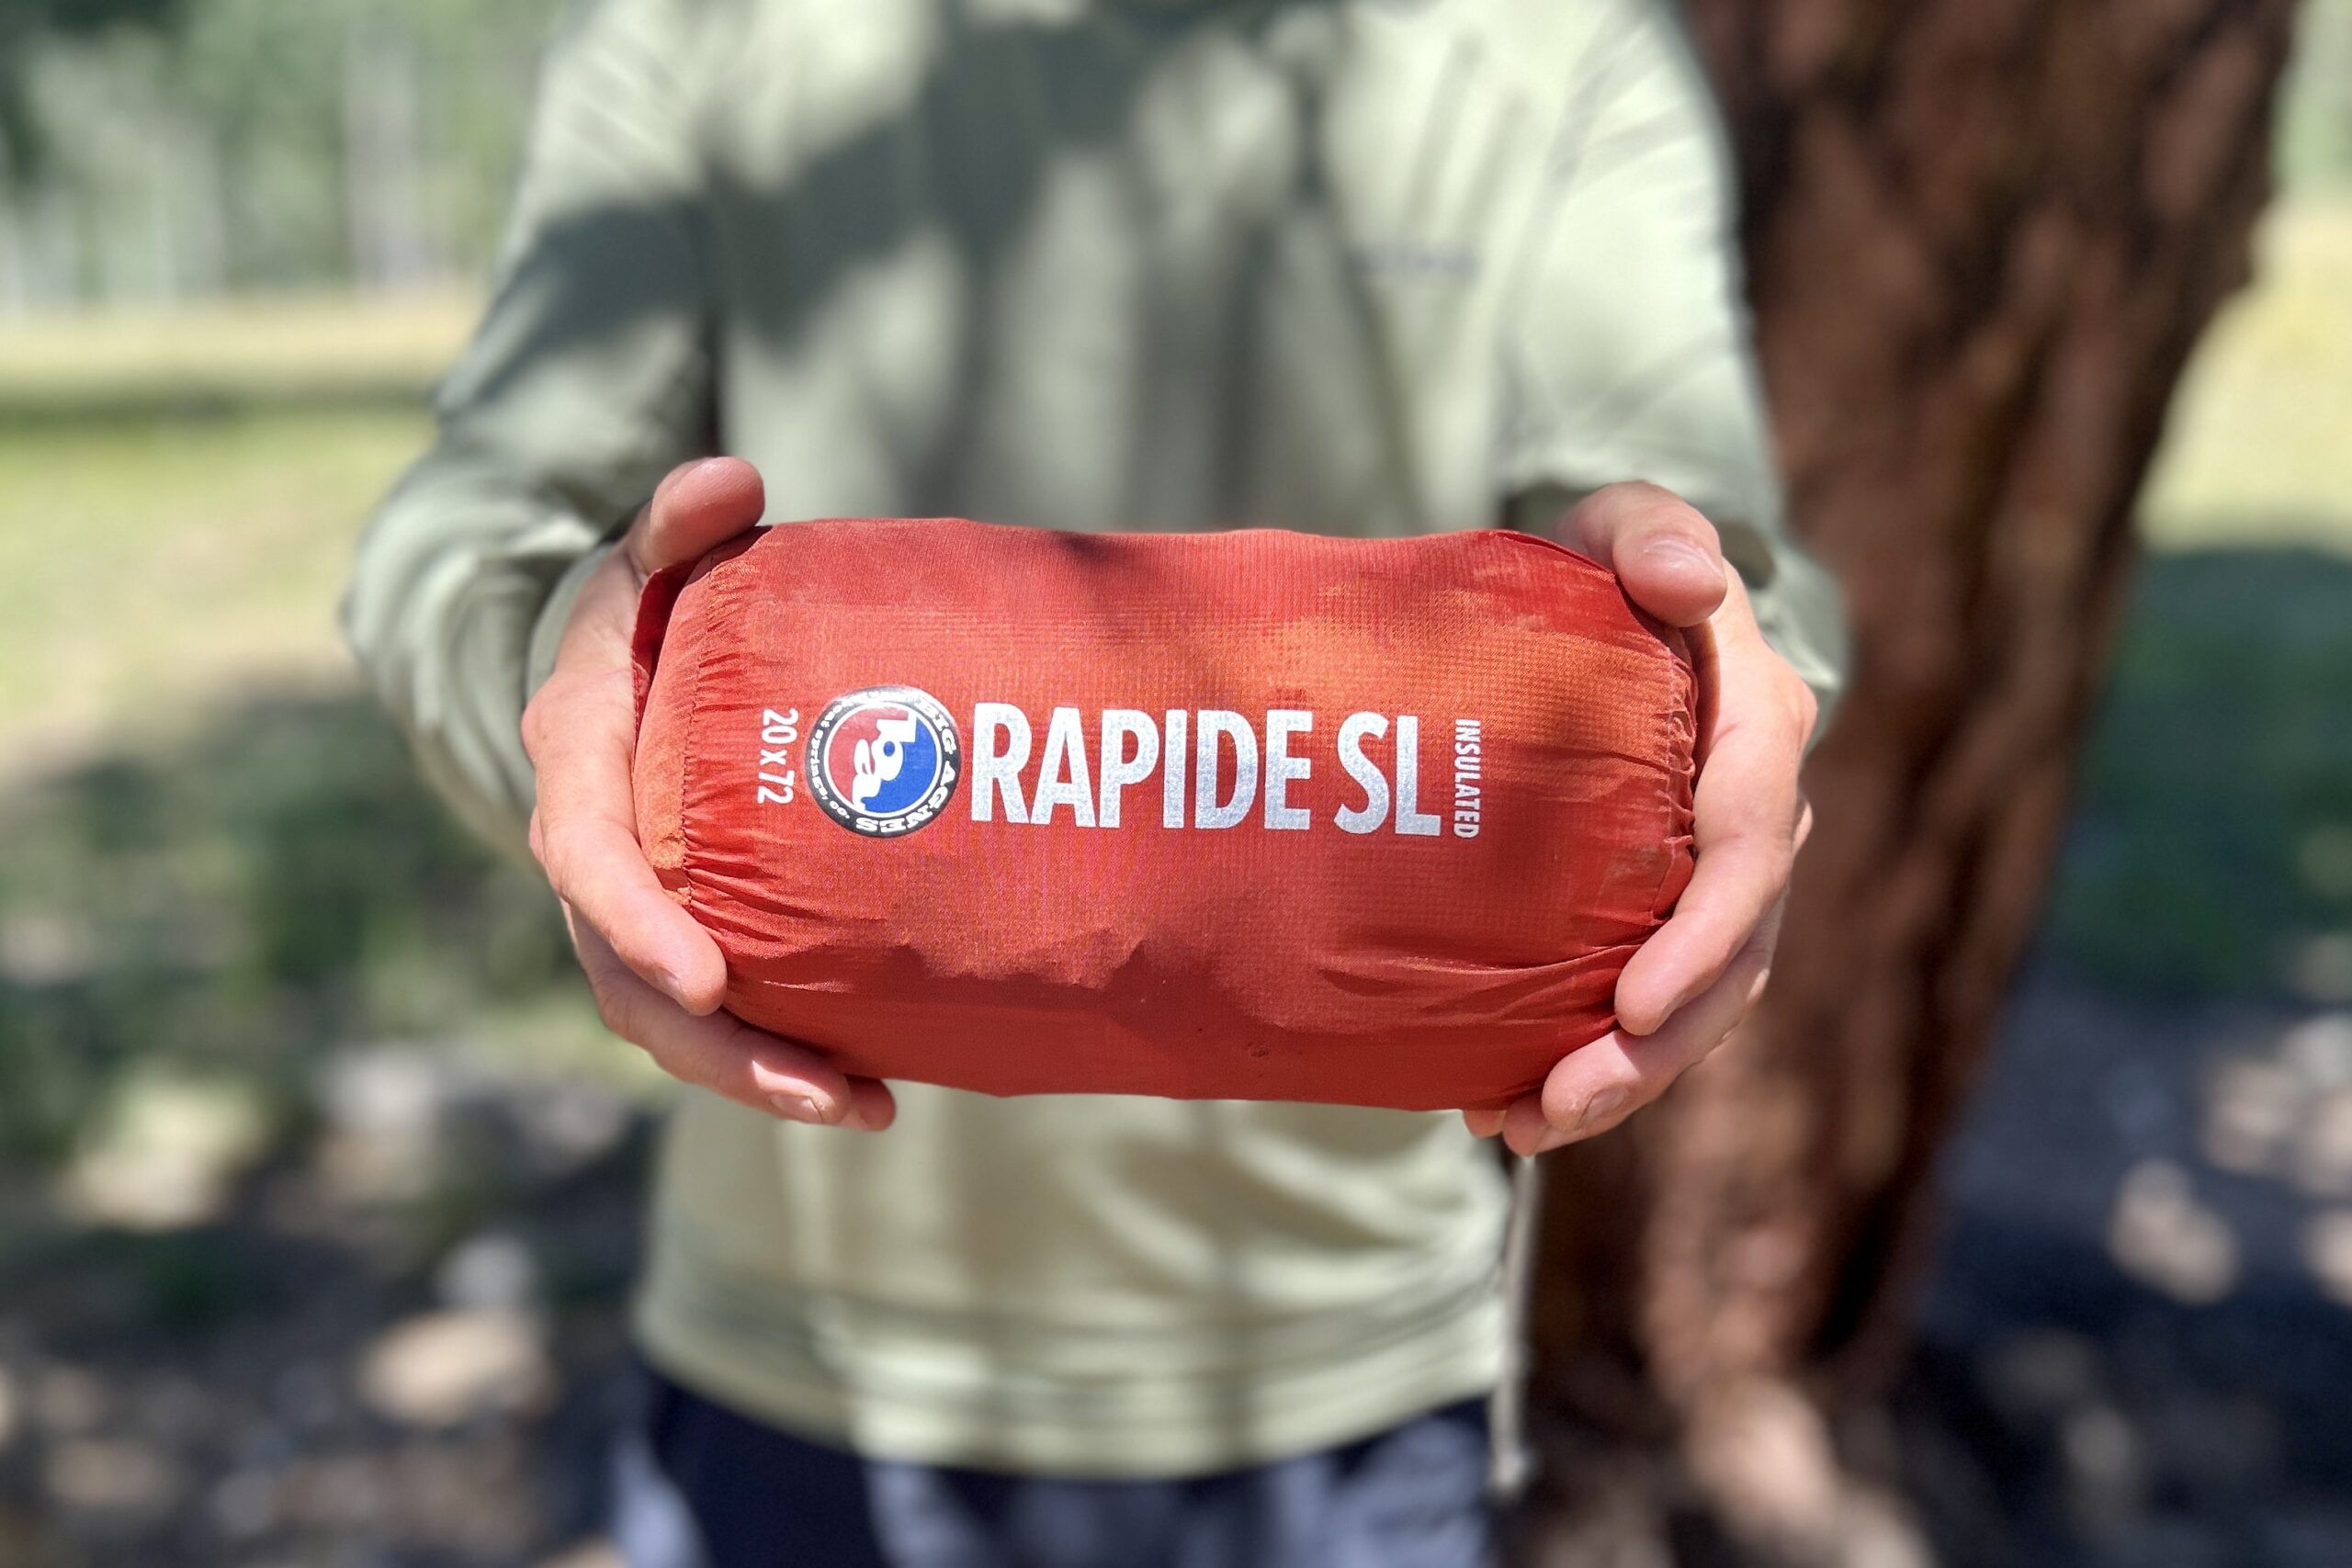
[1465,483,1818,1156]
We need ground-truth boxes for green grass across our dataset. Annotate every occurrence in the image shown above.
[0,405,430,758]
[2045,550,2352,998]
[2047,195,2352,998]
[0,291,474,762]
[0,297,638,1176]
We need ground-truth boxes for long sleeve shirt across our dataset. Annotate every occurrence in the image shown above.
[345,0,1847,1476]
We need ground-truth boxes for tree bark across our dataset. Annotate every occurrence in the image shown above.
[1524,0,2301,1553]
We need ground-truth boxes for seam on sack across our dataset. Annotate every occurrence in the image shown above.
[672,544,741,926]
[1497,525,1694,925]
[1645,633,1699,924]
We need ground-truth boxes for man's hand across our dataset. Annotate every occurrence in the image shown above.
[1465,483,1817,1156]
[521,457,895,1131]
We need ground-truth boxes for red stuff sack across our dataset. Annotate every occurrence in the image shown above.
[631,519,1695,1112]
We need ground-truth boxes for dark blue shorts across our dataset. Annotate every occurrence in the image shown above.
[613,1363,1495,1568]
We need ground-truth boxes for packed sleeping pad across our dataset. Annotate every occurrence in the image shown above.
[631,518,1696,1111]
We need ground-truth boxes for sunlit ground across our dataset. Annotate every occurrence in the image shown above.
[2143,195,2352,553]
[0,197,2346,1565]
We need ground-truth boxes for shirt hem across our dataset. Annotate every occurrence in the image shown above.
[630,1289,1506,1480]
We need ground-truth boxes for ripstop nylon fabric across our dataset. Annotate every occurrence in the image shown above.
[632,518,1694,1111]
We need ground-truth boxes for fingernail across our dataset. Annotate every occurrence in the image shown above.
[750,1060,839,1122]
[1576,1087,1631,1132]
[1642,988,1696,1032]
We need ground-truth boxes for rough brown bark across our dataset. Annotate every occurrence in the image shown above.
[1525,0,2300,1552]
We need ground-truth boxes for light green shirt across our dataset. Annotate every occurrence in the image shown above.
[345,0,1845,1476]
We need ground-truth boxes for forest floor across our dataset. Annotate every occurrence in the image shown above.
[0,200,2348,1567]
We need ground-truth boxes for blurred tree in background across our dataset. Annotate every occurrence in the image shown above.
[1527,0,2316,1560]
[0,0,181,177]
[0,0,562,307]
[3,0,2347,310]
[2280,0,2352,182]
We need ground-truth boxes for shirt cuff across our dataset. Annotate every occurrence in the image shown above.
[526,542,616,697]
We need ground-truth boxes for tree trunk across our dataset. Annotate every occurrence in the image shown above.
[1523,0,2300,1555]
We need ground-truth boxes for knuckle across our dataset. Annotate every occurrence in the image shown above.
[1570,481,1702,547]
[537,829,580,897]
[522,671,598,760]
[1675,1032,1733,1080]
[1582,1085,1652,1138]
[1627,483,1712,536]
[715,1015,770,1066]
[589,982,638,1042]
[1791,680,1821,737]
[1609,479,1679,512]
[1548,1066,1639,1130]
[646,1043,712,1096]
[520,682,575,760]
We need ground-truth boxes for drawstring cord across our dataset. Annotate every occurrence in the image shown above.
[1487,1149,1543,1501]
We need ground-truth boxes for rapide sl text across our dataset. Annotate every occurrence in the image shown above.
[965,705,1484,838]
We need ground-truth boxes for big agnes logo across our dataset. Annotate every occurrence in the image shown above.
[804,687,961,836]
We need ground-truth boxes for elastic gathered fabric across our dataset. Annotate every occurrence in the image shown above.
[633,519,1695,1112]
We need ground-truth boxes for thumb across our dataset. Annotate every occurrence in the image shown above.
[1557,482,1728,629]
[628,457,768,575]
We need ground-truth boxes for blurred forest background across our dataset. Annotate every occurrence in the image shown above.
[0,2,2350,1566]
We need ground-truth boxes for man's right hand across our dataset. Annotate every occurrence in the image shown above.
[520,457,895,1131]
